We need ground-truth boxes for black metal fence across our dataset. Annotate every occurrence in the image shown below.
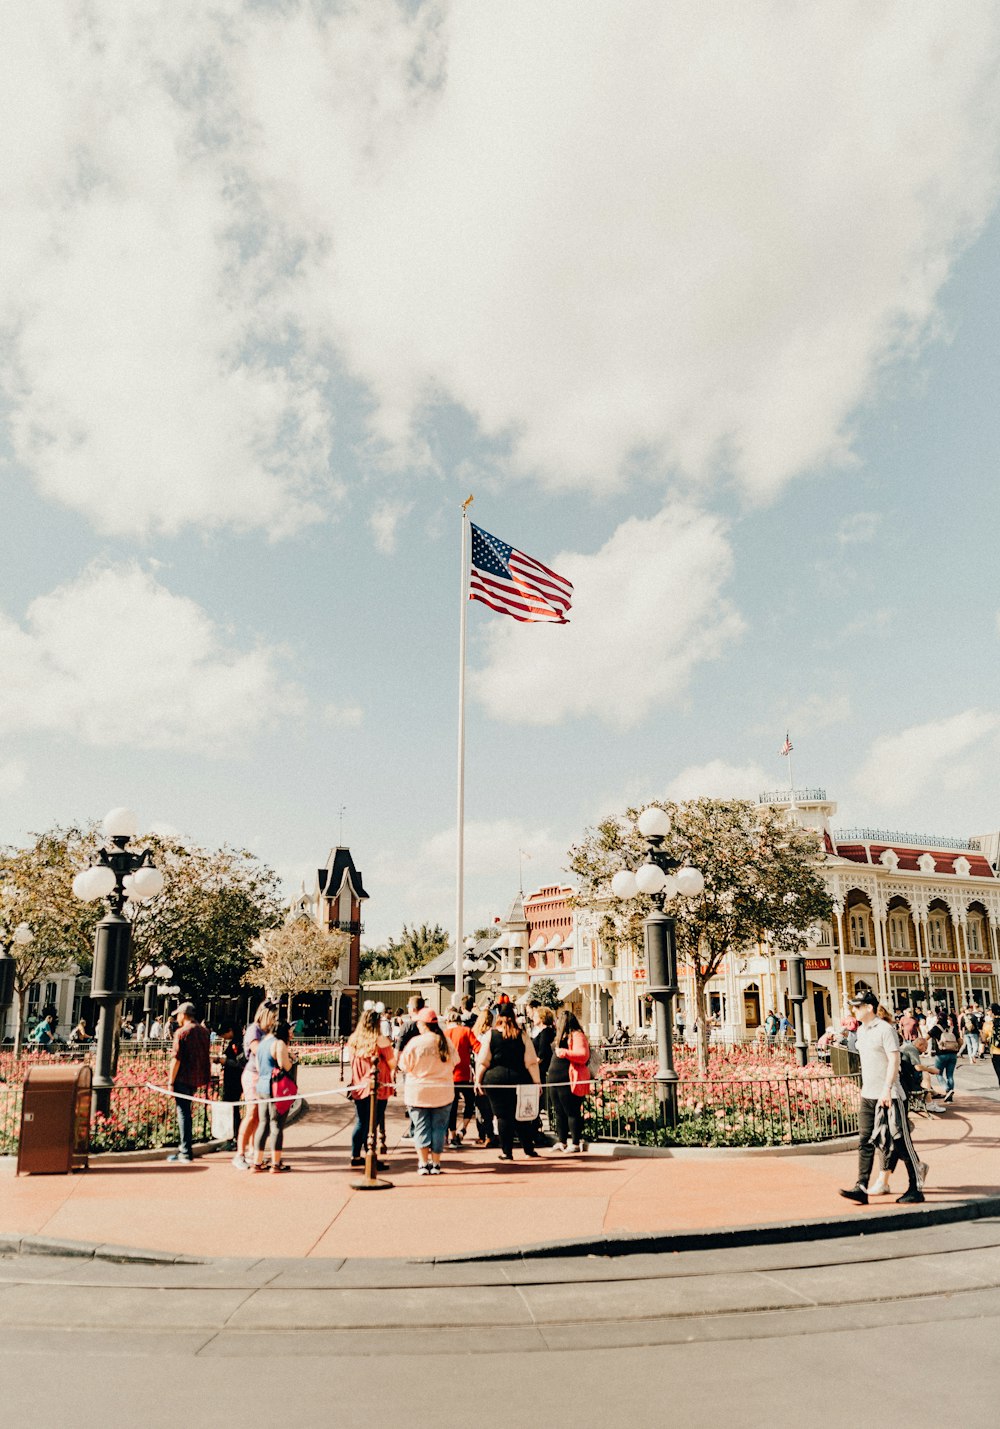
[584,1074,861,1148]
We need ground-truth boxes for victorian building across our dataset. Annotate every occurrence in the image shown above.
[476,790,1000,1043]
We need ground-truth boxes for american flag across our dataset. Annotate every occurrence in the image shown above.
[469,524,573,624]
[779,733,793,757]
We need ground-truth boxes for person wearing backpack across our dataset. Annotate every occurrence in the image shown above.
[960,1005,982,1064]
[987,1003,1000,1088]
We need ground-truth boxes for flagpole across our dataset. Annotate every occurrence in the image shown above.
[455,495,474,1006]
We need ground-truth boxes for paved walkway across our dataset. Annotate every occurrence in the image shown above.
[1,1062,997,1261]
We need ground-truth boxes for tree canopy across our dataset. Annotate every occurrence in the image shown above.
[243,919,348,1014]
[569,798,832,1065]
[359,922,449,984]
[0,825,285,1031]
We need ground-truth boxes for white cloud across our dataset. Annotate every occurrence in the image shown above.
[470,504,744,728]
[362,817,570,944]
[666,760,770,802]
[836,513,882,546]
[785,694,853,736]
[0,563,303,750]
[323,703,364,728]
[369,500,413,556]
[0,761,27,796]
[4,3,1000,534]
[854,709,1000,813]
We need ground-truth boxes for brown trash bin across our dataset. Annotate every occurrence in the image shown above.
[17,1063,92,1175]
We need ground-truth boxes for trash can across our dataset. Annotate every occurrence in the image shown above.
[17,1063,92,1175]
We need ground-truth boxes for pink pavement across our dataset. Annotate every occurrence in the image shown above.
[1,1064,997,1261]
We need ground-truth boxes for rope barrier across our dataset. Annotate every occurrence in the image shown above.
[145,1077,549,1108]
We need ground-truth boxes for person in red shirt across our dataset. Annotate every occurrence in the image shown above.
[443,1006,477,1148]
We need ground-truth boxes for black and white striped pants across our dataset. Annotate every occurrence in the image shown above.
[858,1096,920,1191]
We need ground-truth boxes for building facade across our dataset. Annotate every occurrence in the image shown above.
[481,791,1000,1042]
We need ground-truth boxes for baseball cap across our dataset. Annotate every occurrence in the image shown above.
[848,990,878,1009]
[415,1007,439,1025]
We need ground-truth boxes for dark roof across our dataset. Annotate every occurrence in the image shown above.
[834,842,994,879]
[317,846,369,901]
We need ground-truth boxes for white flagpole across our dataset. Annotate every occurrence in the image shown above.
[455,496,474,1006]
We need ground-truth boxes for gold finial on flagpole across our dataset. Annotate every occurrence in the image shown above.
[462,494,474,512]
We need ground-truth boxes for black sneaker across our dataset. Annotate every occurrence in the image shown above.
[896,1188,925,1204]
[838,1185,868,1205]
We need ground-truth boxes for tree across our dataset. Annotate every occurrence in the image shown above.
[359,922,449,984]
[527,976,561,1009]
[126,838,284,1004]
[0,826,103,1053]
[0,825,285,1045]
[243,919,348,1017]
[568,799,832,1072]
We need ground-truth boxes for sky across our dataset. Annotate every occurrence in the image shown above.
[2,1,999,947]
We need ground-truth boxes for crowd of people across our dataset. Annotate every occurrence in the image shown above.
[164,991,595,1176]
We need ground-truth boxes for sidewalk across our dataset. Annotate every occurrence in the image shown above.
[1,1062,996,1261]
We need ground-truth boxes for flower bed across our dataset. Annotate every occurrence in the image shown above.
[585,1071,859,1148]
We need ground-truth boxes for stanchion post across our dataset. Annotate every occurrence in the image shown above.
[350,1006,392,1191]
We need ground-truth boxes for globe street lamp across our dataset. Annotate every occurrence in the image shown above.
[138,962,173,1036]
[72,808,164,1114]
[460,935,477,999]
[0,923,33,1042]
[612,806,705,1127]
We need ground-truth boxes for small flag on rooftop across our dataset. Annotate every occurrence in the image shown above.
[469,523,573,624]
[779,732,793,757]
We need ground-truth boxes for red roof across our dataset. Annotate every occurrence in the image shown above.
[834,841,994,879]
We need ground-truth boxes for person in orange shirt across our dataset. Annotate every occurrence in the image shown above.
[443,1007,477,1148]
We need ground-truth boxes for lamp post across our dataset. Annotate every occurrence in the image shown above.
[611,807,705,1127]
[786,949,809,1067]
[138,962,173,1037]
[0,923,33,1046]
[460,935,477,999]
[72,808,164,1114]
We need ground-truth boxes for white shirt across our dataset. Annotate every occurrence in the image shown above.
[856,1017,904,1100]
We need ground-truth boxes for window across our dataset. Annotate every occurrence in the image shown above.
[929,917,947,953]
[850,912,869,948]
[889,915,911,951]
[967,921,981,953]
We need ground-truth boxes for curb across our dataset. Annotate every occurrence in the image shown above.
[427,1193,1000,1262]
[3,1189,999,1271]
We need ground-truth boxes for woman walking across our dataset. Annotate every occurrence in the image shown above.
[251,1017,297,1173]
[475,1002,541,1161]
[233,999,278,1169]
[928,1008,960,1102]
[396,1008,457,1175]
[547,1009,591,1153]
[347,1009,395,1168]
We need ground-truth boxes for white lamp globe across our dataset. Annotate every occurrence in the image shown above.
[676,866,706,897]
[661,875,679,901]
[611,869,639,900]
[103,807,138,839]
[13,923,33,946]
[637,806,671,839]
[375,1002,385,1014]
[74,865,116,901]
[130,866,164,899]
[635,863,668,896]
[139,963,155,980]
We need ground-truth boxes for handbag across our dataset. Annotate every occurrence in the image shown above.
[210,1100,235,1140]
[938,1030,959,1053]
[515,1083,541,1121]
[271,1063,298,1116]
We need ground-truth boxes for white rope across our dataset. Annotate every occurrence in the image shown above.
[146,1077,550,1107]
